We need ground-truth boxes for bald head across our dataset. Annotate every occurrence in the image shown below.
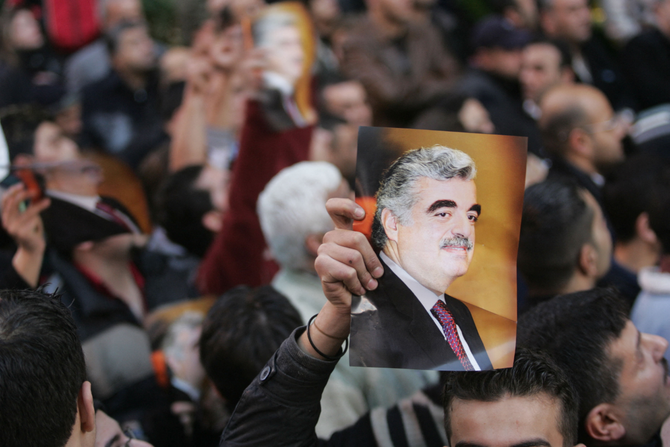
[539,84,625,173]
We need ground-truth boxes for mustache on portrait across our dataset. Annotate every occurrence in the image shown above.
[440,236,473,251]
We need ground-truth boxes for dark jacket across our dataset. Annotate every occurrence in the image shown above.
[349,258,493,371]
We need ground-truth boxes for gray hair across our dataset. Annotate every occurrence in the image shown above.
[258,161,343,271]
[371,145,477,249]
[252,11,297,48]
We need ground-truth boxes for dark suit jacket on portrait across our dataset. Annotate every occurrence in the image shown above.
[350,258,493,371]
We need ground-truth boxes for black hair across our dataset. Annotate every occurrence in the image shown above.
[528,35,573,68]
[155,165,215,258]
[105,20,145,56]
[518,178,593,295]
[603,154,669,244]
[0,288,87,447]
[443,348,579,447]
[517,288,629,443]
[540,104,588,156]
[199,285,302,412]
[0,104,55,159]
[647,164,670,255]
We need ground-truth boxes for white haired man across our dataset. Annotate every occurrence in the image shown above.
[351,145,492,371]
[257,161,436,437]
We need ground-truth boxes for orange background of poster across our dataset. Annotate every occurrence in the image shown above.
[356,127,527,368]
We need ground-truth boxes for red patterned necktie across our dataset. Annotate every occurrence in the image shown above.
[430,299,474,371]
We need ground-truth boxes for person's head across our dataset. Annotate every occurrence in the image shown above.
[518,288,670,445]
[539,0,592,44]
[253,13,305,86]
[0,289,95,447]
[372,146,479,295]
[95,409,152,447]
[199,285,302,412]
[490,0,539,29]
[520,38,574,103]
[319,74,372,127]
[308,0,342,38]
[471,16,532,79]
[156,164,229,258]
[518,178,611,297]
[444,348,579,447]
[539,84,626,175]
[161,312,207,394]
[366,0,414,28]
[0,105,79,162]
[1,6,44,55]
[655,0,670,37]
[647,166,670,256]
[258,161,348,272]
[107,20,156,74]
[603,154,667,258]
[99,0,143,31]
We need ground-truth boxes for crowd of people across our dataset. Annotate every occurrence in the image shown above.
[0,0,670,445]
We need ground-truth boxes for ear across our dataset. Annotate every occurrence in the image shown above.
[381,208,399,243]
[568,127,593,158]
[578,243,598,277]
[201,210,223,233]
[585,403,626,443]
[78,381,96,433]
[304,233,324,257]
[635,212,658,245]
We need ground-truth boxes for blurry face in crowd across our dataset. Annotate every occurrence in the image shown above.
[449,393,570,447]
[379,0,414,25]
[95,410,153,447]
[9,9,44,50]
[520,43,565,102]
[458,99,495,134]
[513,0,539,29]
[309,0,341,37]
[196,165,230,233]
[581,90,626,170]
[656,0,670,37]
[582,189,612,279]
[115,26,156,73]
[34,121,80,163]
[606,320,670,445]
[543,0,592,44]
[384,177,480,295]
[322,81,372,127]
[104,0,143,30]
[263,25,305,86]
[477,47,524,80]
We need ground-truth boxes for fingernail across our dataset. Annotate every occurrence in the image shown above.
[354,207,364,219]
[366,278,378,290]
[372,267,383,278]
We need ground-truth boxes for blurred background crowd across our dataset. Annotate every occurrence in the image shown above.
[0,0,670,445]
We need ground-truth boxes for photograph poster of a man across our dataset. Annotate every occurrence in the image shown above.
[351,126,526,371]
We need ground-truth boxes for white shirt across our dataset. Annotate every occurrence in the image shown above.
[380,252,481,370]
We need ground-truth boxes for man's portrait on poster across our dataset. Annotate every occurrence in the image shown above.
[351,144,497,371]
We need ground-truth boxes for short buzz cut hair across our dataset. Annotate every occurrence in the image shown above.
[0,289,87,447]
[371,145,477,249]
[517,288,629,443]
[518,178,594,294]
[443,348,579,447]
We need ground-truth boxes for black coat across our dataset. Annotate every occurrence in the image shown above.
[350,258,493,371]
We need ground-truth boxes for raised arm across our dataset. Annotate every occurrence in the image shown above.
[220,199,383,446]
[1,183,50,288]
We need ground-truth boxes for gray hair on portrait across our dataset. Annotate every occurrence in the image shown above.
[371,145,477,249]
[252,11,297,48]
[258,161,343,271]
